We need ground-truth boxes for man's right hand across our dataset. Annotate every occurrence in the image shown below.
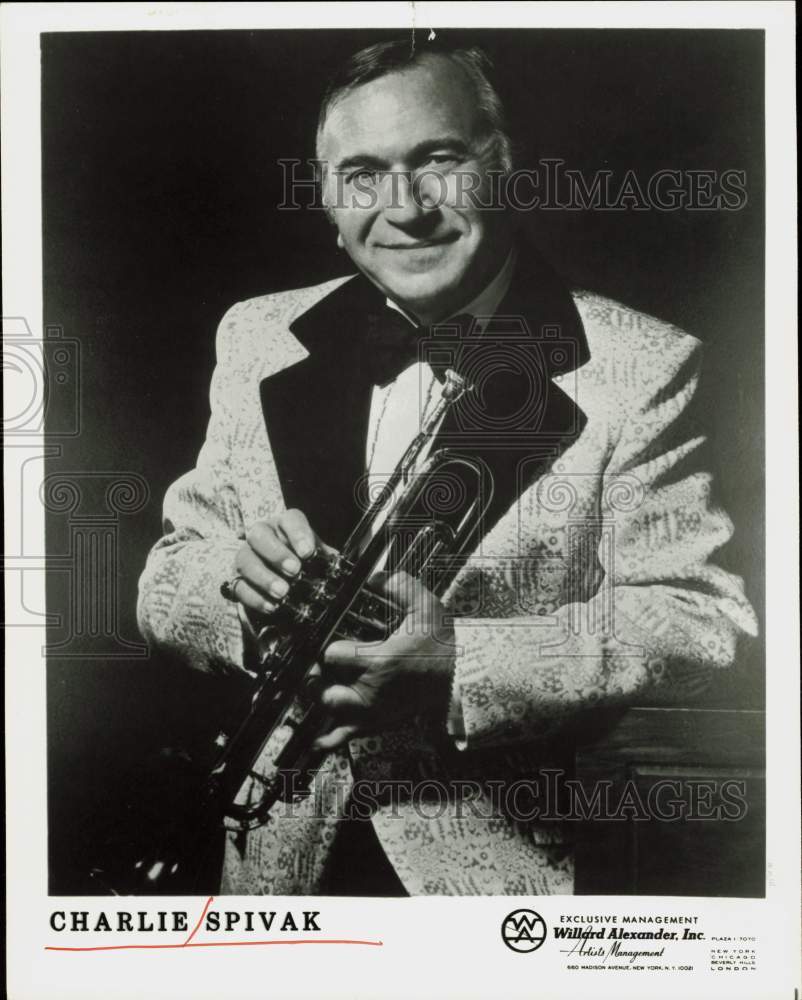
[232,508,320,616]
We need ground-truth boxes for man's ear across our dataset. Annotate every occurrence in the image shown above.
[336,232,344,248]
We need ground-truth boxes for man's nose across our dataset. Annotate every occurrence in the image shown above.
[381,170,440,226]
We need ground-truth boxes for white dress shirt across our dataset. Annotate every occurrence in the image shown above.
[366,248,517,475]
[365,249,517,744]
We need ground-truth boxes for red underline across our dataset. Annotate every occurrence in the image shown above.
[45,939,384,952]
[45,895,383,952]
[182,895,214,945]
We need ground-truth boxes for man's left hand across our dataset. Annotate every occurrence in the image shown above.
[312,572,457,750]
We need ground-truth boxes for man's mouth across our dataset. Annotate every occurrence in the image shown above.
[377,234,459,250]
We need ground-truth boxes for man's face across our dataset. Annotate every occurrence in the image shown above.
[318,55,512,323]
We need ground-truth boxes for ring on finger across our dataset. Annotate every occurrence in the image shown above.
[220,574,246,602]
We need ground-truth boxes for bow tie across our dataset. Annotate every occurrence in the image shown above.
[363,307,472,388]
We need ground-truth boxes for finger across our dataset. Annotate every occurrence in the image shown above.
[369,570,427,613]
[322,657,367,684]
[318,683,370,715]
[275,508,317,561]
[235,545,294,601]
[312,723,361,752]
[245,521,302,578]
[324,638,361,665]
[230,577,277,617]
[304,662,323,695]
[323,637,383,679]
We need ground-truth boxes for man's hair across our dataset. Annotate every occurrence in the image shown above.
[315,37,514,173]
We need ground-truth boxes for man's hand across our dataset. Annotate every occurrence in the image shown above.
[313,572,457,751]
[232,508,321,616]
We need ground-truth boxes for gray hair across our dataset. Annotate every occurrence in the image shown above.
[315,38,514,174]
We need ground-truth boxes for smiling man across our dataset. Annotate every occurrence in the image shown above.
[316,47,513,324]
[137,38,757,896]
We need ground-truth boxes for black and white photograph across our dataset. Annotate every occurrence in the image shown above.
[3,3,798,999]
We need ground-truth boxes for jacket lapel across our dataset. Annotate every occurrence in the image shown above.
[259,274,383,548]
[259,245,590,550]
[430,249,589,538]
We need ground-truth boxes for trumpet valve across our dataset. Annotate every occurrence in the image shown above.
[325,553,353,580]
[310,579,334,602]
[292,602,314,624]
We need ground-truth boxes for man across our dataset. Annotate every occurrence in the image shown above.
[137,39,757,895]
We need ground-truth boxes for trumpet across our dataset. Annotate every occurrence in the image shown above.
[93,369,491,894]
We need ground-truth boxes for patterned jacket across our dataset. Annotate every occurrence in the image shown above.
[137,254,758,895]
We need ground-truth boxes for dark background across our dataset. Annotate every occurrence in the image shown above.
[42,28,765,892]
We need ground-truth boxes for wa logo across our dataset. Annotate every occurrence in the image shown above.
[501,909,547,953]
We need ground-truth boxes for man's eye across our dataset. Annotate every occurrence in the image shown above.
[347,168,380,184]
[424,154,460,168]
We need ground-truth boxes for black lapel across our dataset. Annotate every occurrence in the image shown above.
[428,248,590,536]
[259,274,383,548]
[260,244,590,549]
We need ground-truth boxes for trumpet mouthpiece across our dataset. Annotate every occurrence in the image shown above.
[442,369,472,402]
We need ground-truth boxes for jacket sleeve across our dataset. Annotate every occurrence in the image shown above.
[447,332,759,750]
[136,303,253,675]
